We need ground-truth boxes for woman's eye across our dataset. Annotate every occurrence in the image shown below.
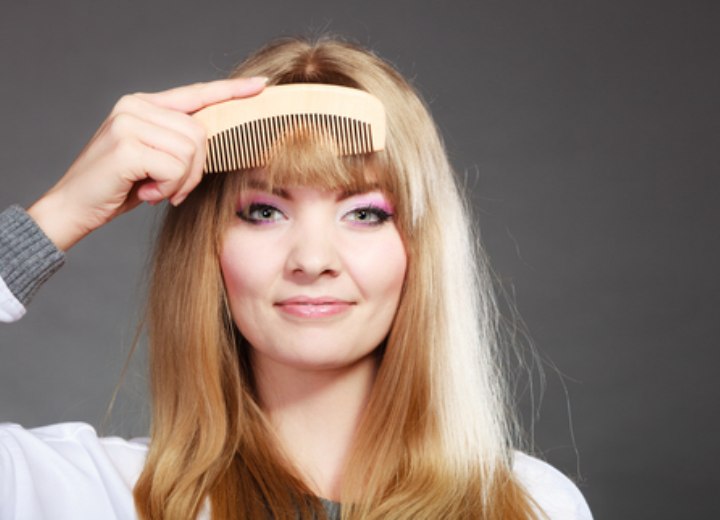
[343,206,393,226]
[236,203,285,224]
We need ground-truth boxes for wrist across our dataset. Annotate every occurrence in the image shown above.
[27,191,90,252]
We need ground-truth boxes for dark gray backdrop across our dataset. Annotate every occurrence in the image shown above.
[1,1,717,518]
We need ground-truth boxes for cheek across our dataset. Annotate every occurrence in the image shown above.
[381,243,407,297]
[349,231,407,300]
[220,231,276,305]
[220,237,245,301]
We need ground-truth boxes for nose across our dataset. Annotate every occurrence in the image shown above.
[284,218,341,281]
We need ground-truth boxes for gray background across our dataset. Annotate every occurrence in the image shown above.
[1,1,717,518]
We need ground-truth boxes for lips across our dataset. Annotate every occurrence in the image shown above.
[274,296,354,318]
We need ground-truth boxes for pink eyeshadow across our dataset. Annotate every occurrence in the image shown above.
[350,193,395,213]
[236,194,280,209]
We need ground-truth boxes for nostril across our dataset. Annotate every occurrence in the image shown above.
[285,236,341,278]
[289,263,340,279]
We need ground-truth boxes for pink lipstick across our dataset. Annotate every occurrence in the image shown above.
[275,296,354,318]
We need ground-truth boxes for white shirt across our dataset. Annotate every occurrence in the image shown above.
[0,422,592,520]
[0,275,25,323]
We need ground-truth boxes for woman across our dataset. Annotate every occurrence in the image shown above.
[0,38,591,519]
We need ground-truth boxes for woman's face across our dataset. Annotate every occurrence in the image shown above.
[220,173,407,373]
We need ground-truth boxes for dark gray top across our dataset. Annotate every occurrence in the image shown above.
[0,204,64,307]
[319,498,341,519]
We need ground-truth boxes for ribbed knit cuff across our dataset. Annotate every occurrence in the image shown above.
[0,205,65,307]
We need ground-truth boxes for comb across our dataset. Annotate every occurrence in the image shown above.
[192,83,386,173]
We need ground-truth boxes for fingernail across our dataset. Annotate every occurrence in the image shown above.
[250,76,269,85]
[140,185,164,201]
[170,194,186,207]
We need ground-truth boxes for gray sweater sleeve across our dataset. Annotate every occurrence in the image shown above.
[0,205,65,307]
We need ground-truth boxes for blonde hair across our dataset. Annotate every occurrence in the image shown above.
[134,37,540,519]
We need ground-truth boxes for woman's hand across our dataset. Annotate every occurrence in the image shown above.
[27,77,267,251]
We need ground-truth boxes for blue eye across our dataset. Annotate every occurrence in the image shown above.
[343,206,393,226]
[236,203,285,224]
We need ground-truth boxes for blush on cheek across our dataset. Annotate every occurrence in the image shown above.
[221,230,281,311]
[220,241,246,300]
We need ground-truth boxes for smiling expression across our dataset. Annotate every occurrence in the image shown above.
[220,176,407,373]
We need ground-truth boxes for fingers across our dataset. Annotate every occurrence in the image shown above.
[129,143,190,203]
[28,77,267,251]
[134,76,268,113]
[109,76,268,205]
[108,98,206,206]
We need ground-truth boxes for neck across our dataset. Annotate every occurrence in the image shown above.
[253,353,378,501]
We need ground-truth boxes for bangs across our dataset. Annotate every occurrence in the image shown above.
[222,131,402,210]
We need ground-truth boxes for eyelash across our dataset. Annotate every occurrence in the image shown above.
[236,203,393,226]
[236,203,284,224]
[343,205,393,226]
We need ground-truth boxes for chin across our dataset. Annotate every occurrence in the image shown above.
[258,344,379,373]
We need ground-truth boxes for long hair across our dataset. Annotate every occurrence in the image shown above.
[134,37,540,519]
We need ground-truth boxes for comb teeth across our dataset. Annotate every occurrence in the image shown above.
[192,84,385,173]
[204,113,374,173]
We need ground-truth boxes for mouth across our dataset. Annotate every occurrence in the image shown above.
[274,296,355,318]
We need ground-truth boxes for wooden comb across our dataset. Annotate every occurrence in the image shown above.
[192,83,386,173]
